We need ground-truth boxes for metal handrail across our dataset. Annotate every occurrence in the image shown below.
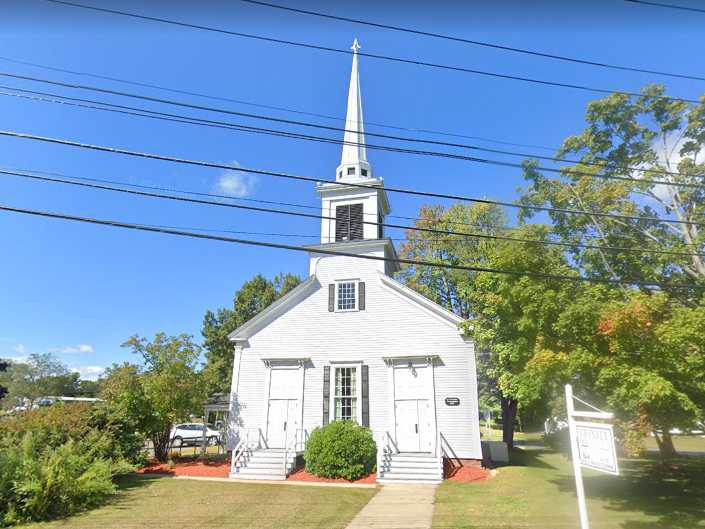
[230,438,246,474]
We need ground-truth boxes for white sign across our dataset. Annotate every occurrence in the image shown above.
[574,421,619,475]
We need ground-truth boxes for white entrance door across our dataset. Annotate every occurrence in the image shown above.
[266,367,301,448]
[395,399,433,452]
[393,363,434,452]
[266,399,298,448]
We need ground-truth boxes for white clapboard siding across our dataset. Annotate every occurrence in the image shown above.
[229,254,482,459]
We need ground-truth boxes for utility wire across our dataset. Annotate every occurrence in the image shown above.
[5,164,654,245]
[0,54,559,153]
[42,0,700,105]
[5,167,702,259]
[625,0,705,14]
[1,129,703,229]
[2,76,703,190]
[242,0,705,82]
[0,202,700,290]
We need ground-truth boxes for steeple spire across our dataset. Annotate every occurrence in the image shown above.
[337,38,372,181]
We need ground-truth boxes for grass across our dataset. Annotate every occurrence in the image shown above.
[643,434,705,453]
[479,428,543,443]
[434,447,705,529]
[21,475,376,529]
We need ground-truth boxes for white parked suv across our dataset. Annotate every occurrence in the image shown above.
[170,423,221,447]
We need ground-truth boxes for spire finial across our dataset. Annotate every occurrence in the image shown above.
[337,37,371,181]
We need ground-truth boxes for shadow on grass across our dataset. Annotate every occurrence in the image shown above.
[549,455,705,529]
[507,447,559,470]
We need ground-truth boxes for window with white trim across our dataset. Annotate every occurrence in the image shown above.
[334,367,357,421]
[336,281,357,311]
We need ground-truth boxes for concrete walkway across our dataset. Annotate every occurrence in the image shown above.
[345,484,438,529]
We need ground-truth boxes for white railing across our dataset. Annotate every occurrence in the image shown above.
[230,428,266,475]
[282,428,308,477]
[294,428,309,453]
[230,437,247,474]
[377,431,398,475]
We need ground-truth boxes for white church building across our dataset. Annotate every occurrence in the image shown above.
[228,40,482,483]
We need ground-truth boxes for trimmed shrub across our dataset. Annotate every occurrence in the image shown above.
[304,421,376,480]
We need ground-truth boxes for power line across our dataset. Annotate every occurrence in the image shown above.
[4,164,648,245]
[2,129,703,228]
[2,76,703,191]
[42,0,700,105]
[0,54,559,153]
[625,0,705,14]
[0,202,700,290]
[242,0,705,82]
[5,167,702,259]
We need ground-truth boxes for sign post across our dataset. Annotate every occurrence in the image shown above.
[565,384,618,529]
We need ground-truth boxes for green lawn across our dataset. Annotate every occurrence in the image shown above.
[643,434,705,453]
[434,448,705,529]
[21,475,376,529]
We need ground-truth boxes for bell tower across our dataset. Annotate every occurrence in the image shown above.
[317,39,390,246]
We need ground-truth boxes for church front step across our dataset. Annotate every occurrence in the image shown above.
[378,452,443,483]
[230,448,297,481]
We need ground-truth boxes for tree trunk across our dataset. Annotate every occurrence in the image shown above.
[152,428,173,462]
[654,431,677,459]
[501,396,518,449]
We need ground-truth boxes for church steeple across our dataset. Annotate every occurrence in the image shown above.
[337,38,372,182]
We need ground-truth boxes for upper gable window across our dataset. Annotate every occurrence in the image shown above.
[335,203,364,242]
[337,281,357,311]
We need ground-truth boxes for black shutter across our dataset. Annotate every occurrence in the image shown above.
[358,282,365,311]
[335,205,350,242]
[322,366,330,425]
[349,203,364,240]
[361,365,369,427]
[328,284,335,312]
[377,211,383,239]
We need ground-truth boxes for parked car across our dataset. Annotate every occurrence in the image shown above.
[170,423,221,447]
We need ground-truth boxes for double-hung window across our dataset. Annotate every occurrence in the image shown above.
[333,367,357,422]
[336,281,357,311]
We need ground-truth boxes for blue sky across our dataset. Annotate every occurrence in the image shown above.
[1,0,703,379]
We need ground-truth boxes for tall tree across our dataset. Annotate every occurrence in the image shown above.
[519,85,705,294]
[202,273,301,393]
[0,353,78,407]
[118,333,205,461]
[399,204,574,447]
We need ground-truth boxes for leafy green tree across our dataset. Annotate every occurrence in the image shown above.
[202,273,301,393]
[115,333,205,462]
[0,353,78,407]
[519,85,705,294]
[399,204,576,446]
[593,294,703,457]
[461,226,586,447]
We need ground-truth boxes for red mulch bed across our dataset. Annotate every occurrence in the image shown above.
[445,465,491,483]
[287,468,377,484]
[138,458,231,478]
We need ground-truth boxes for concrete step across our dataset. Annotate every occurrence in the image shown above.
[240,461,287,470]
[232,466,285,476]
[229,473,286,481]
[384,466,442,475]
[388,454,439,462]
[377,476,442,484]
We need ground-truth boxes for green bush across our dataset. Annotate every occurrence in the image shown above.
[304,421,376,480]
[0,403,144,526]
[0,433,116,526]
[1,403,145,469]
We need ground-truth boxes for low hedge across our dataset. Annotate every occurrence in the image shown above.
[304,421,376,481]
